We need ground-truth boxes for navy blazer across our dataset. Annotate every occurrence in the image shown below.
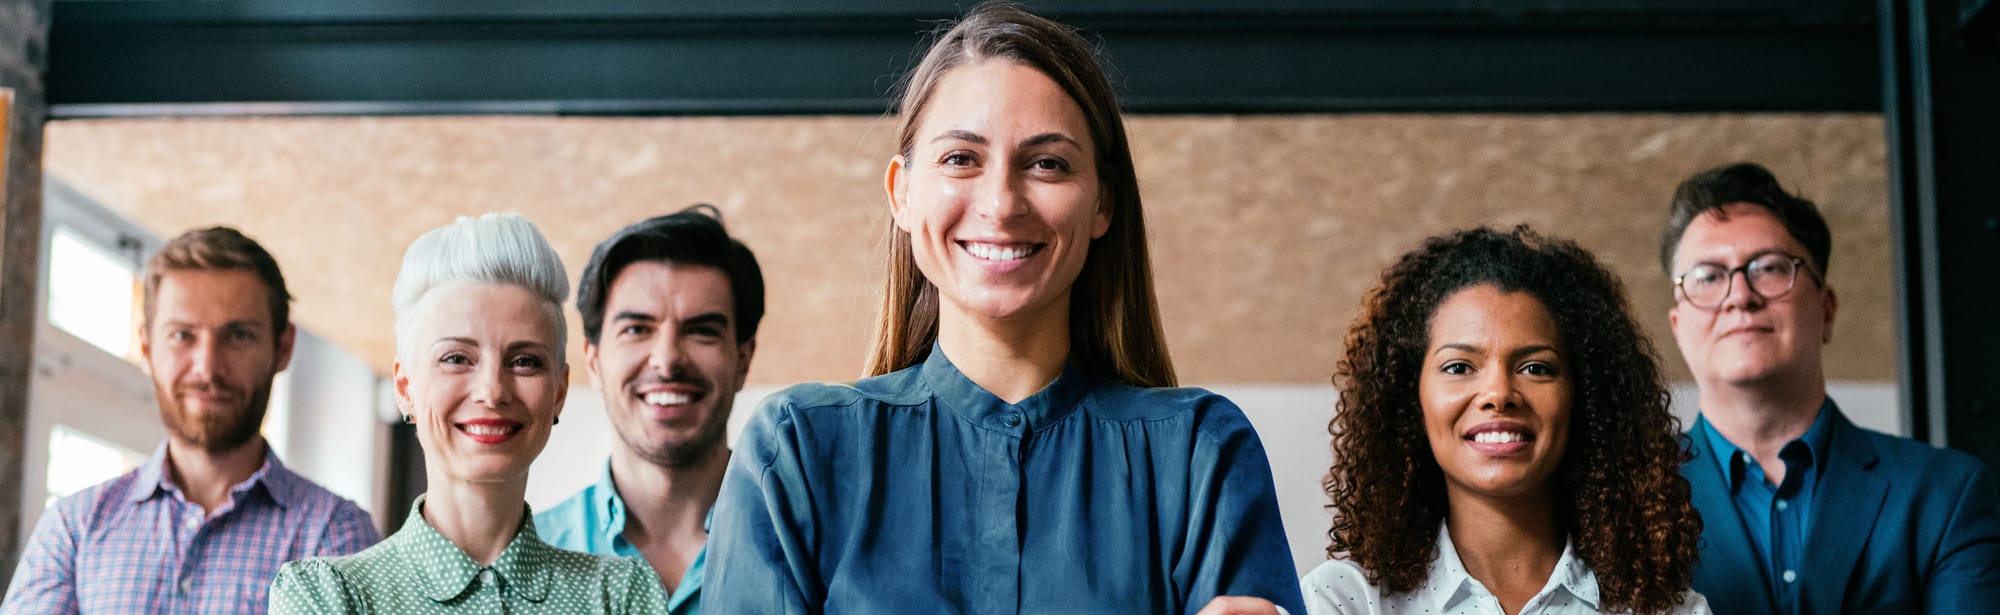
[1684,406,2000,614]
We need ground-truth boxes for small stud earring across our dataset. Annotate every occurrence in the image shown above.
[401,413,414,424]
[553,416,561,426]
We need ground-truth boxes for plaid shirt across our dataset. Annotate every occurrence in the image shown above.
[2,441,379,614]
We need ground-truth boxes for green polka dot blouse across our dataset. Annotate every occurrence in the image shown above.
[269,495,669,614]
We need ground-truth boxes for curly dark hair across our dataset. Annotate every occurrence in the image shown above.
[1323,226,1701,614]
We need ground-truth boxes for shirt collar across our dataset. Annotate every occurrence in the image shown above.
[1428,524,1598,613]
[1700,397,1836,492]
[595,462,720,537]
[593,463,629,540]
[129,439,296,509]
[918,341,1094,431]
[395,494,554,604]
[1425,525,1478,612]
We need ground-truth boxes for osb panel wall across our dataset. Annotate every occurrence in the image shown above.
[43,114,1889,386]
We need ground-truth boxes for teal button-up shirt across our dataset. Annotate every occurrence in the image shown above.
[535,464,705,615]
[707,345,1305,614]
[269,495,668,614]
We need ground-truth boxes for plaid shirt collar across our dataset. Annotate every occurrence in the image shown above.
[128,439,299,510]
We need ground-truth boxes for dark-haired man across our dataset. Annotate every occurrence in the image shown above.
[1661,163,2000,614]
[536,205,763,615]
[4,227,377,613]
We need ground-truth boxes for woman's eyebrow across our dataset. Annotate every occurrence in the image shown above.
[930,129,986,145]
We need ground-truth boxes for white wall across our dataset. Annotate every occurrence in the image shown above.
[267,329,388,517]
[524,380,1901,578]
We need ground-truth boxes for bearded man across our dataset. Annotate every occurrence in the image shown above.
[5,227,377,614]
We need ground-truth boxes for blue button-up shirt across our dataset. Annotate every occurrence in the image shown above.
[1700,399,1833,614]
[535,465,705,615]
[3,441,378,614]
[707,345,1305,614]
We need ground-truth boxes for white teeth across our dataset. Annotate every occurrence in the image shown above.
[461,424,514,436]
[965,242,1032,262]
[1472,431,1527,444]
[643,392,693,406]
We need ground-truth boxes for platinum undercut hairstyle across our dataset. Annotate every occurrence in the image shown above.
[392,213,571,363]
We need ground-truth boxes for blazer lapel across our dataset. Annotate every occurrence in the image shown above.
[1684,416,1777,615]
[1800,409,1888,615]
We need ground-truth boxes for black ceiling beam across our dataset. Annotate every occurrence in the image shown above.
[47,0,1880,117]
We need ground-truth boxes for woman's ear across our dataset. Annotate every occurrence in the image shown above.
[886,155,914,233]
[1092,191,1113,239]
[392,359,414,414]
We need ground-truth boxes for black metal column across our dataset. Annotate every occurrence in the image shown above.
[1881,0,2000,467]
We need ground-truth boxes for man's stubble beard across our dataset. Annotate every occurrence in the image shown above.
[157,375,274,454]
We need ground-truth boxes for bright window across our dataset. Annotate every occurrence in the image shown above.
[44,424,147,509]
[47,226,139,361]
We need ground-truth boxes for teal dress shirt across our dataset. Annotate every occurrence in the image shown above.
[269,495,668,614]
[1699,399,1831,614]
[536,464,706,615]
[707,345,1305,614]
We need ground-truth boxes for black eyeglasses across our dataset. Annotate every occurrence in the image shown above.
[1674,253,1821,309]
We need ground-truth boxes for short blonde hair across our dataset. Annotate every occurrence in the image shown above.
[392,213,569,362]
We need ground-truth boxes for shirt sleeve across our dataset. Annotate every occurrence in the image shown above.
[1178,396,1307,615]
[1,505,82,614]
[266,560,360,614]
[1927,462,2000,613]
[318,500,382,557]
[704,397,817,614]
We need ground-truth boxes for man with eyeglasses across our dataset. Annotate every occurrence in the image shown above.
[1661,163,2000,614]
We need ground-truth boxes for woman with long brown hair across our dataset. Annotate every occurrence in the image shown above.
[1303,226,1707,614]
[705,3,1302,613]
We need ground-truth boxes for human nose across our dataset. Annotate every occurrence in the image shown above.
[646,329,687,376]
[1475,367,1521,414]
[469,358,513,408]
[1718,266,1765,310]
[187,334,219,383]
[971,165,1029,221]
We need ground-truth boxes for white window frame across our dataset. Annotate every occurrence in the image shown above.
[18,179,163,545]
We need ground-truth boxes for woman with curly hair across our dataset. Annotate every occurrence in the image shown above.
[1300,226,1708,615]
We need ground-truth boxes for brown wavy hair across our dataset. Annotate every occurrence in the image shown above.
[1323,226,1700,613]
[864,1,1175,387]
